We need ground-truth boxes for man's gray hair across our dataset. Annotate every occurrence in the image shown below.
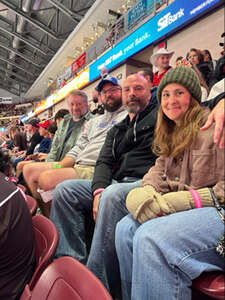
[66,90,88,104]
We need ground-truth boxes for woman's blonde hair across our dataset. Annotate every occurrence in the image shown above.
[153,97,205,158]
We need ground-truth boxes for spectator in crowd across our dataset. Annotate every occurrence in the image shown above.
[23,90,92,216]
[54,109,70,126]
[150,48,174,86]
[187,48,212,87]
[9,126,27,152]
[219,32,225,56]
[203,49,217,71]
[25,118,43,156]
[47,121,57,140]
[175,56,184,64]
[138,68,158,105]
[0,153,36,300]
[16,120,53,178]
[138,68,154,90]
[37,76,126,193]
[0,150,13,177]
[91,87,104,115]
[34,121,58,162]
[50,70,224,299]
[101,66,109,79]
[11,119,43,168]
[116,66,225,300]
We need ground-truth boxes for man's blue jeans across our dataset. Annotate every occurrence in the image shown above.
[50,178,141,297]
[115,208,225,300]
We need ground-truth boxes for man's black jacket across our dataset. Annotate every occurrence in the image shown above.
[92,90,225,193]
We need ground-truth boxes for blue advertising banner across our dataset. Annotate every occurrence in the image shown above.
[89,0,220,81]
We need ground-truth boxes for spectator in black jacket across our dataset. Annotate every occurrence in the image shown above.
[0,171,36,300]
[50,72,225,298]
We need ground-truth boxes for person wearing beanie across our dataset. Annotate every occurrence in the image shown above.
[115,66,224,300]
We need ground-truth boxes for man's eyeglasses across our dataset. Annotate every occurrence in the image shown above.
[101,87,121,95]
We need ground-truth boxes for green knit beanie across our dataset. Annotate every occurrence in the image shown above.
[157,66,202,103]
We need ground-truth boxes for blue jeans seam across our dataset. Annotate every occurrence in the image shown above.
[178,244,217,267]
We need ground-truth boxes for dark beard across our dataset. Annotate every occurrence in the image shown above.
[104,98,122,112]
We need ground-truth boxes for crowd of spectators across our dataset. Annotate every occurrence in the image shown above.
[0,33,225,300]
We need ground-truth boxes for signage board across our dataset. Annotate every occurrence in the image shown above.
[72,52,87,74]
[89,0,220,81]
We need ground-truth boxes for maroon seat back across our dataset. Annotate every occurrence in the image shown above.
[29,215,59,290]
[192,272,225,300]
[26,195,38,216]
[20,257,113,300]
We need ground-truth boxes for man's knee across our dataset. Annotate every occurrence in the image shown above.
[38,170,53,191]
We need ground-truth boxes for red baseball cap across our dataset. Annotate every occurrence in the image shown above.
[38,120,51,129]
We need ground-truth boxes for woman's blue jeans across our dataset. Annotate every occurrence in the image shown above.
[115,207,225,300]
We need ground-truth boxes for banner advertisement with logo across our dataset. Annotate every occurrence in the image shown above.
[72,52,87,74]
[89,0,220,81]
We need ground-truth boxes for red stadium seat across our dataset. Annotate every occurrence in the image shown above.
[192,272,225,299]
[26,195,38,216]
[29,215,59,290]
[20,257,113,300]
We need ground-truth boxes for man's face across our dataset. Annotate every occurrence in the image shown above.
[39,127,47,137]
[100,83,122,112]
[138,71,153,89]
[26,124,35,135]
[157,54,170,69]
[122,74,151,114]
[68,94,88,120]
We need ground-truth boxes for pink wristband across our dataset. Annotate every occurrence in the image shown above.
[189,190,202,208]
[93,188,105,197]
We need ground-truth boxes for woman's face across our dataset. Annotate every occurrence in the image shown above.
[161,83,191,125]
[203,51,209,62]
[188,50,199,65]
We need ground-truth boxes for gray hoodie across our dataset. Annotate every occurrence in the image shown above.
[66,106,127,166]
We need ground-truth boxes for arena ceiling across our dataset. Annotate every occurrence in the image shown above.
[0,0,96,98]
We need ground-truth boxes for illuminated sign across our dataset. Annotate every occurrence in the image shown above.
[27,110,35,119]
[34,99,47,114]
[54,67,90,104]
[89,0,220,80]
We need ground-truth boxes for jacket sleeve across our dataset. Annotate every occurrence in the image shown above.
[142,156,171,194]
[45,121,63,162]
[201,91,225,109]
[66,119,91,161]
[91,127,117,193]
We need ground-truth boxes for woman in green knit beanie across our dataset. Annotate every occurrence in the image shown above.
[115,66,224,300]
